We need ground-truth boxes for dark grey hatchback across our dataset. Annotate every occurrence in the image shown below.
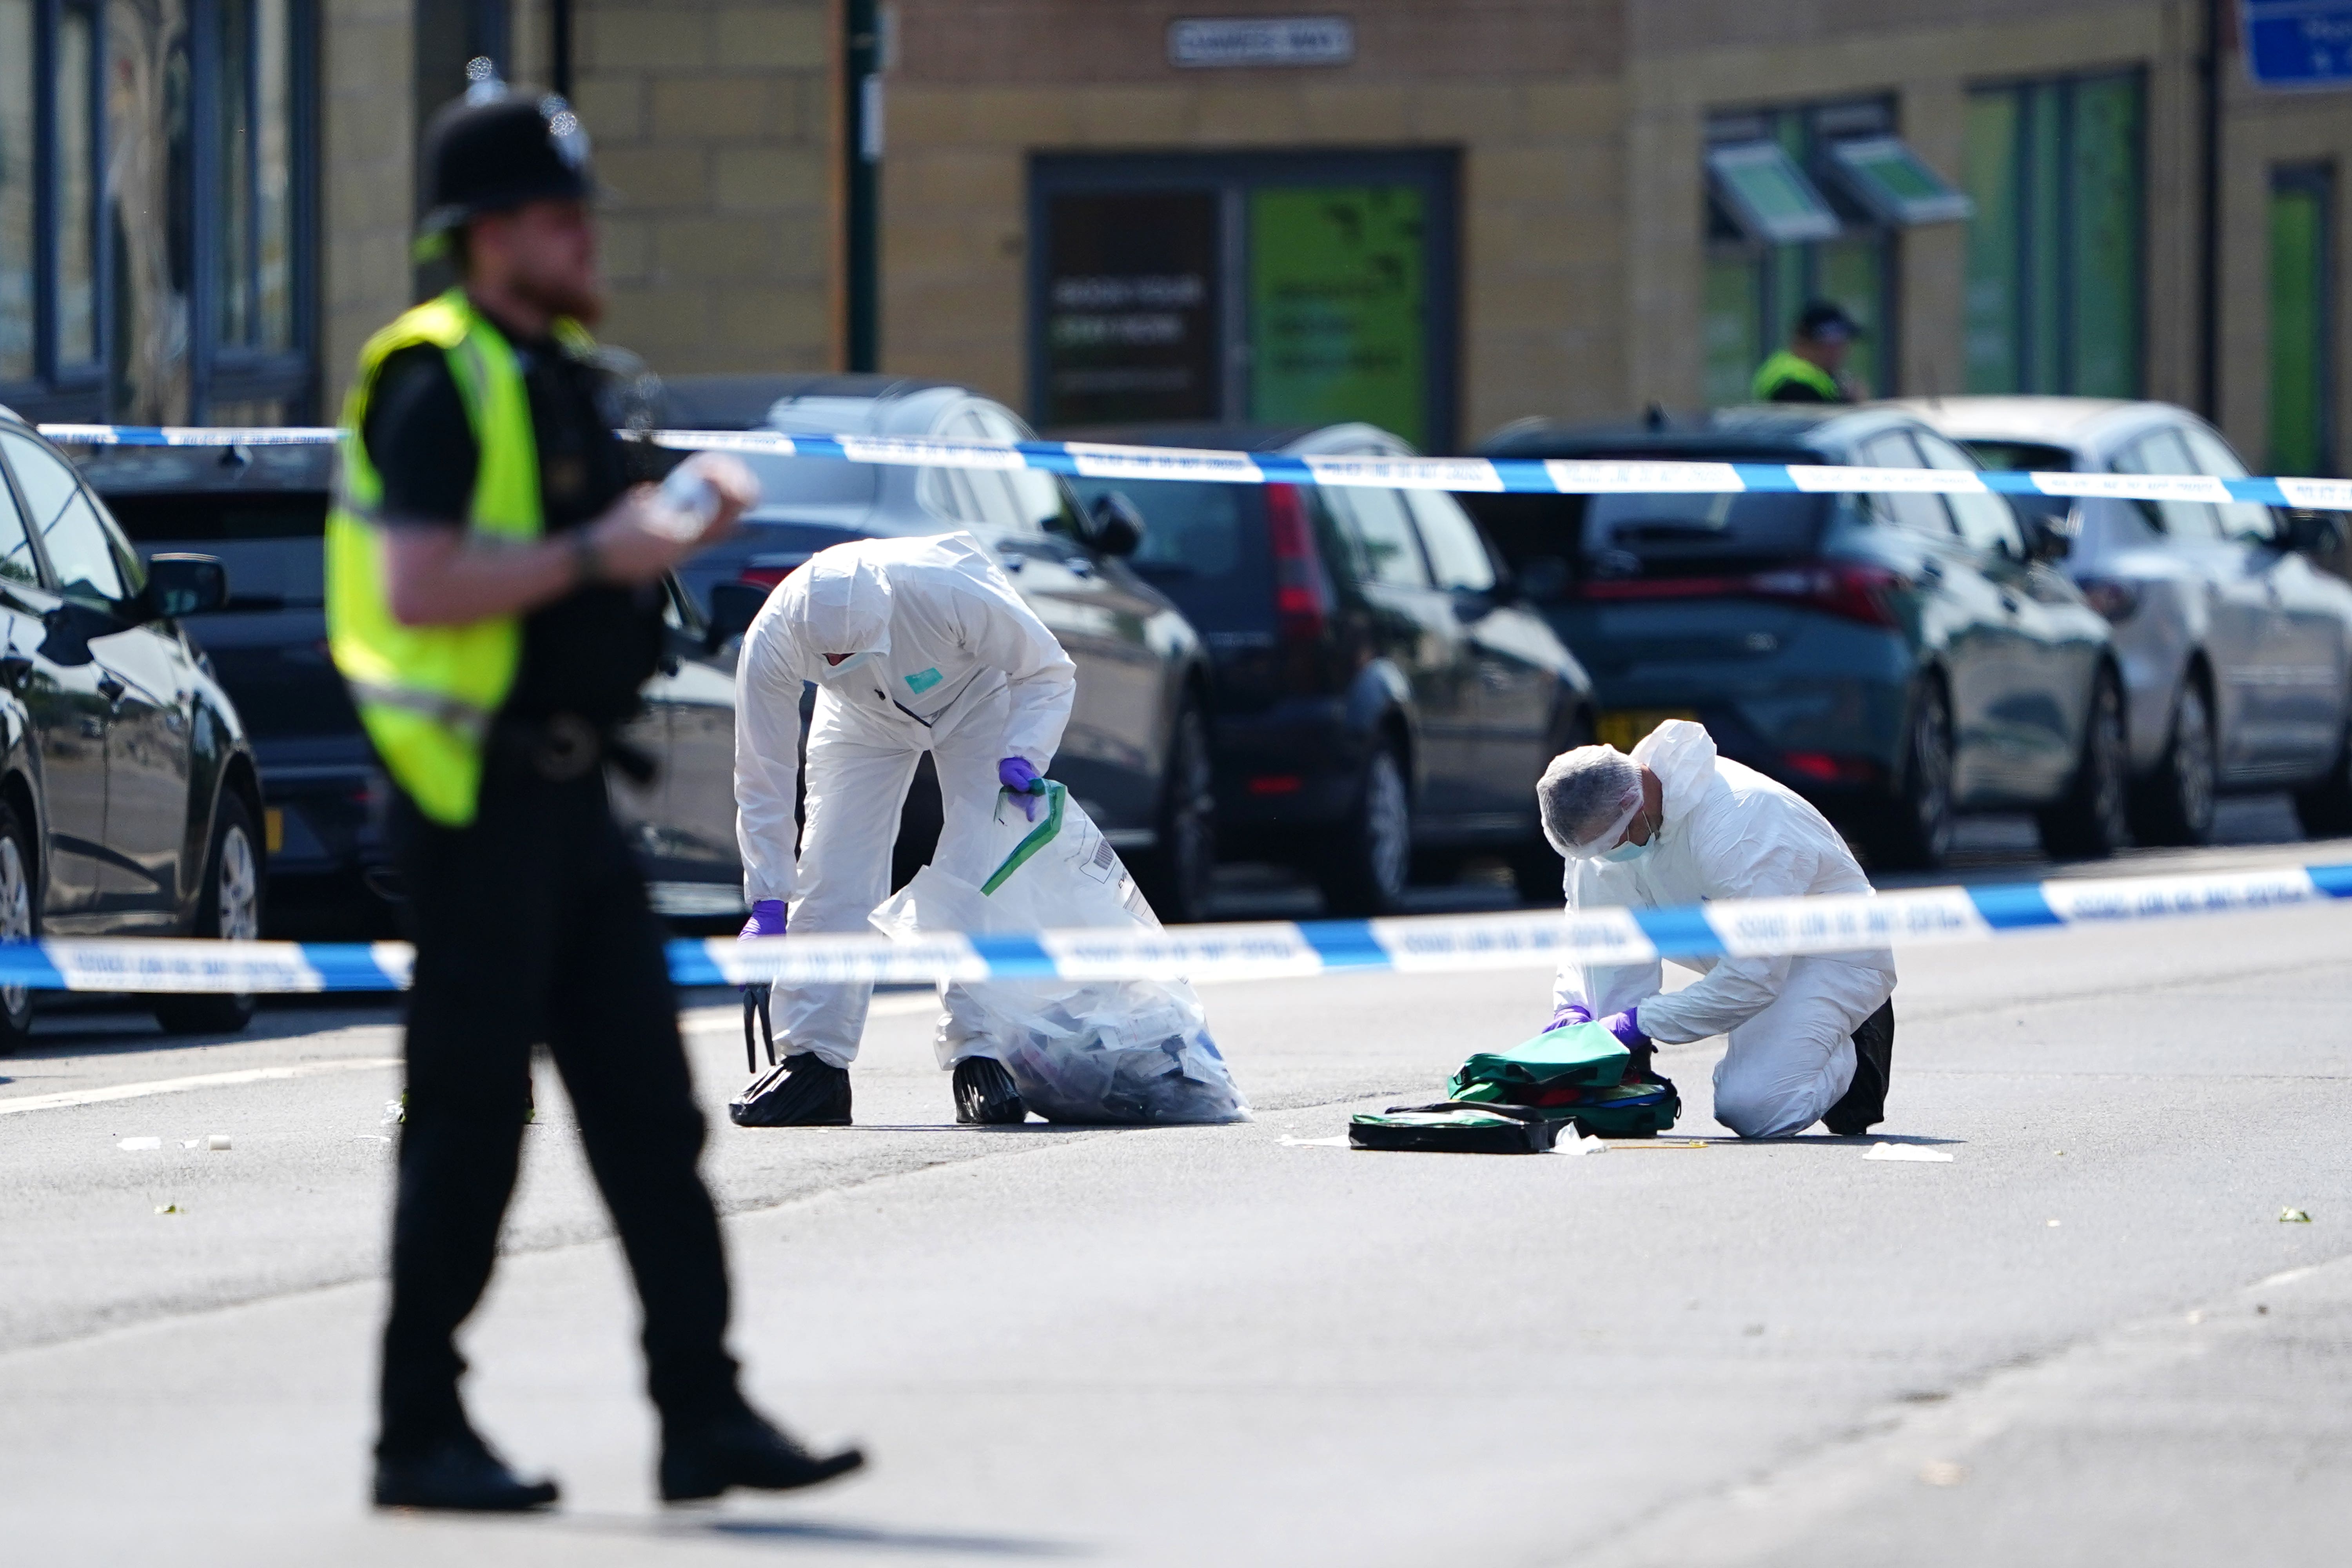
[1469,407,2127,869]
[1061,421,1596,913]
[0,408,261,1046]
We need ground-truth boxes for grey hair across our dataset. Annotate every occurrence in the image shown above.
[1536,745,1644,857]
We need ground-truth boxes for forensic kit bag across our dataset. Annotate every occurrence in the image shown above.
[1346,1019,1681,1151]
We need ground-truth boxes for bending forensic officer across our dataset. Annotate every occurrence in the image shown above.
[1535,720,1896,1139]
[332,78,860,1512]
[732,532,1077,1126]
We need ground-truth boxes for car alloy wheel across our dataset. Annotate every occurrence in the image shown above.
[0,828,31,1036]
[1892,681,1955,868]
[2038,668,2129,860]
[1362,748,1411,902]
[1138,702,1216,924]
[216,823,260,942]
[152,796,263,1036]
[2135,679,2216,846]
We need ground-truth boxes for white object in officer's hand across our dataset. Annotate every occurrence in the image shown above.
[652,461,722,540]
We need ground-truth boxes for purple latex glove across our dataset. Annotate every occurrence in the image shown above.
[1599,1009,1650,1053]
[1546,1002,1594,1033]
[999,756,1046,821]
[738,898,788,940]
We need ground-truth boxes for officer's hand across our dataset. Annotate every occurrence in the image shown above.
[691,453,758,539]
[583,488,709,584]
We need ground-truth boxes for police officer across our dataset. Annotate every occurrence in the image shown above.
[331,76,862,1511]
[1751,300,1865,404]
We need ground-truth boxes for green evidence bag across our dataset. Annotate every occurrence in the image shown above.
[1347,1021,1683,1153]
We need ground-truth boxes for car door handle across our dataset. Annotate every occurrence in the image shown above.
[97,675,126,704]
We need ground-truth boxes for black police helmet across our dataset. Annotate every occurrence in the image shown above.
[417,60,598,256]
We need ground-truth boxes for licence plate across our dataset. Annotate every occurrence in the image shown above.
[1595,709,1697,753]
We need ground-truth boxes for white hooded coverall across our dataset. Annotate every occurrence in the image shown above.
[1552,720,1896,1139]
[734,532,1076,1067]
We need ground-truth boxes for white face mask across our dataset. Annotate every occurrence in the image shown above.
[813,650,880,685]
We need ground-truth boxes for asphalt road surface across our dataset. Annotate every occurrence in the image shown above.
[3,804,2348,1565]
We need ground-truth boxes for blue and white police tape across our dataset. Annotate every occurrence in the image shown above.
[1,858,2344,995]
[38,423,2352,512]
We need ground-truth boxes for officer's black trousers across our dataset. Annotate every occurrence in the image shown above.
[377,752,739,1458]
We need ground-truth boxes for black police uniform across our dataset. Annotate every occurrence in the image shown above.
[368,80,859,1512]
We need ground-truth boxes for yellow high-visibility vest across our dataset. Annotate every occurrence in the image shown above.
[1751,350,1844,403]
[325,290,586,826]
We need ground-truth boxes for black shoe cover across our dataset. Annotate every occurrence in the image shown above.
[1824,999,1895,1136]
[660,1409,865,1502]
[731,1053,851,1127]
[953,1056,1026,1125]
[374,1434,560,1512]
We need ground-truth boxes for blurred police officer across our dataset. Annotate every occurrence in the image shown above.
[1751,300,1866,404]
[330,68,862,1511]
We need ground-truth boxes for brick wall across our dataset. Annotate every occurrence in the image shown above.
[571,0,837,376]
[320,0,417,414]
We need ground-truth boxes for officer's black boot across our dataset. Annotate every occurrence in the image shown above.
[952,1056,1025,1125]
[1823,999,1895,1136]
[659,1405,865,1503]
[374,1430,560,1512]
[731,1053,851,1127]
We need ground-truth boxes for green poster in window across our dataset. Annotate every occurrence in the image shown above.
[1249,186,1426,445]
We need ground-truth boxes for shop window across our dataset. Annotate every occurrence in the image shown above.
[0,0,103,394]
[1700,99,1966,405]
[1032,151,1458,449]
[1962,72,2144,398]
[2270,164,2335,476]
[5,0,313,423]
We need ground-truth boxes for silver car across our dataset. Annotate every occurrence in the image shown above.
[1892,397,2352,844]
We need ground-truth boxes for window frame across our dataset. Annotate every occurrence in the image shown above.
[0,0,110,416]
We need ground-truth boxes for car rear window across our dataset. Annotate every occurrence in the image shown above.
[734,451,881,511]
[1070,477,1272,631]
[100,490,328,608]
[1464,486,1828,590]
[1958,440,2075,473]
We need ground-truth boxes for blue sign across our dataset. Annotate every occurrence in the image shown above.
[2245,1,2352,87]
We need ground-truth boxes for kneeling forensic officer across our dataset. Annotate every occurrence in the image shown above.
[733,532,1078,1125]
[1535,720,1895,1138]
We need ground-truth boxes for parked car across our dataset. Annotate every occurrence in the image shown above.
[71,439,750,932]
[666,374,1221,921]
[1889,396,2352,844]
[1049,421,1596,914]
[0,407,260,1045]
[1469,407,2127,869]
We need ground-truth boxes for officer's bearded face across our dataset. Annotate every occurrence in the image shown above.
[476,199,604,327]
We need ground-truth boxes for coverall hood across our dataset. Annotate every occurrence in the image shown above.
[797,550,894,661]
[1637,719,1719,826]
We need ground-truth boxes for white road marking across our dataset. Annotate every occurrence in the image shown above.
[0,1057,402,1116]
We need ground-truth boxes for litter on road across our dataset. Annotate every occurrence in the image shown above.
[116,1137,161,1151]
[1864,1143,1955,1162]
[2281,1207,2313,1223]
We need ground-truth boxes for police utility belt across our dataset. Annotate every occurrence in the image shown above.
[487,711,657,786]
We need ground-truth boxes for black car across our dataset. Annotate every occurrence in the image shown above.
[0,408,261,1045]
[662,374,1222,921]
[1059,422,1597,914]
[71,438,752,933]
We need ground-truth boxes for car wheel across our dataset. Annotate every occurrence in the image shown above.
[153,794,262,1035]
[0,799,36,1054]
[1865,678,1955,871]
[2131,675,2217,846]
[1134,698,1217,924]
[2037,666,2130,860]
[1316,738,1412,917]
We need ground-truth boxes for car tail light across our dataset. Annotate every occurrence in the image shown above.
[1581,564,1909,630]
[1264,484,1330,644]
[1247,774,1303,796]
[1782,751,1884,786]
[2078,578,2140,622]
[738,563,797,591]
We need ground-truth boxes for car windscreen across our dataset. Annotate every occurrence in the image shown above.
[1957,439,2076,473]
[99,490,328,608]
[1070,477,1272,632]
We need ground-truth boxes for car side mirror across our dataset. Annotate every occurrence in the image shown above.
[1084,491,1147,557]
[705,580,768,653]
[142,554,229,620]
[2283,510,2345,557]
